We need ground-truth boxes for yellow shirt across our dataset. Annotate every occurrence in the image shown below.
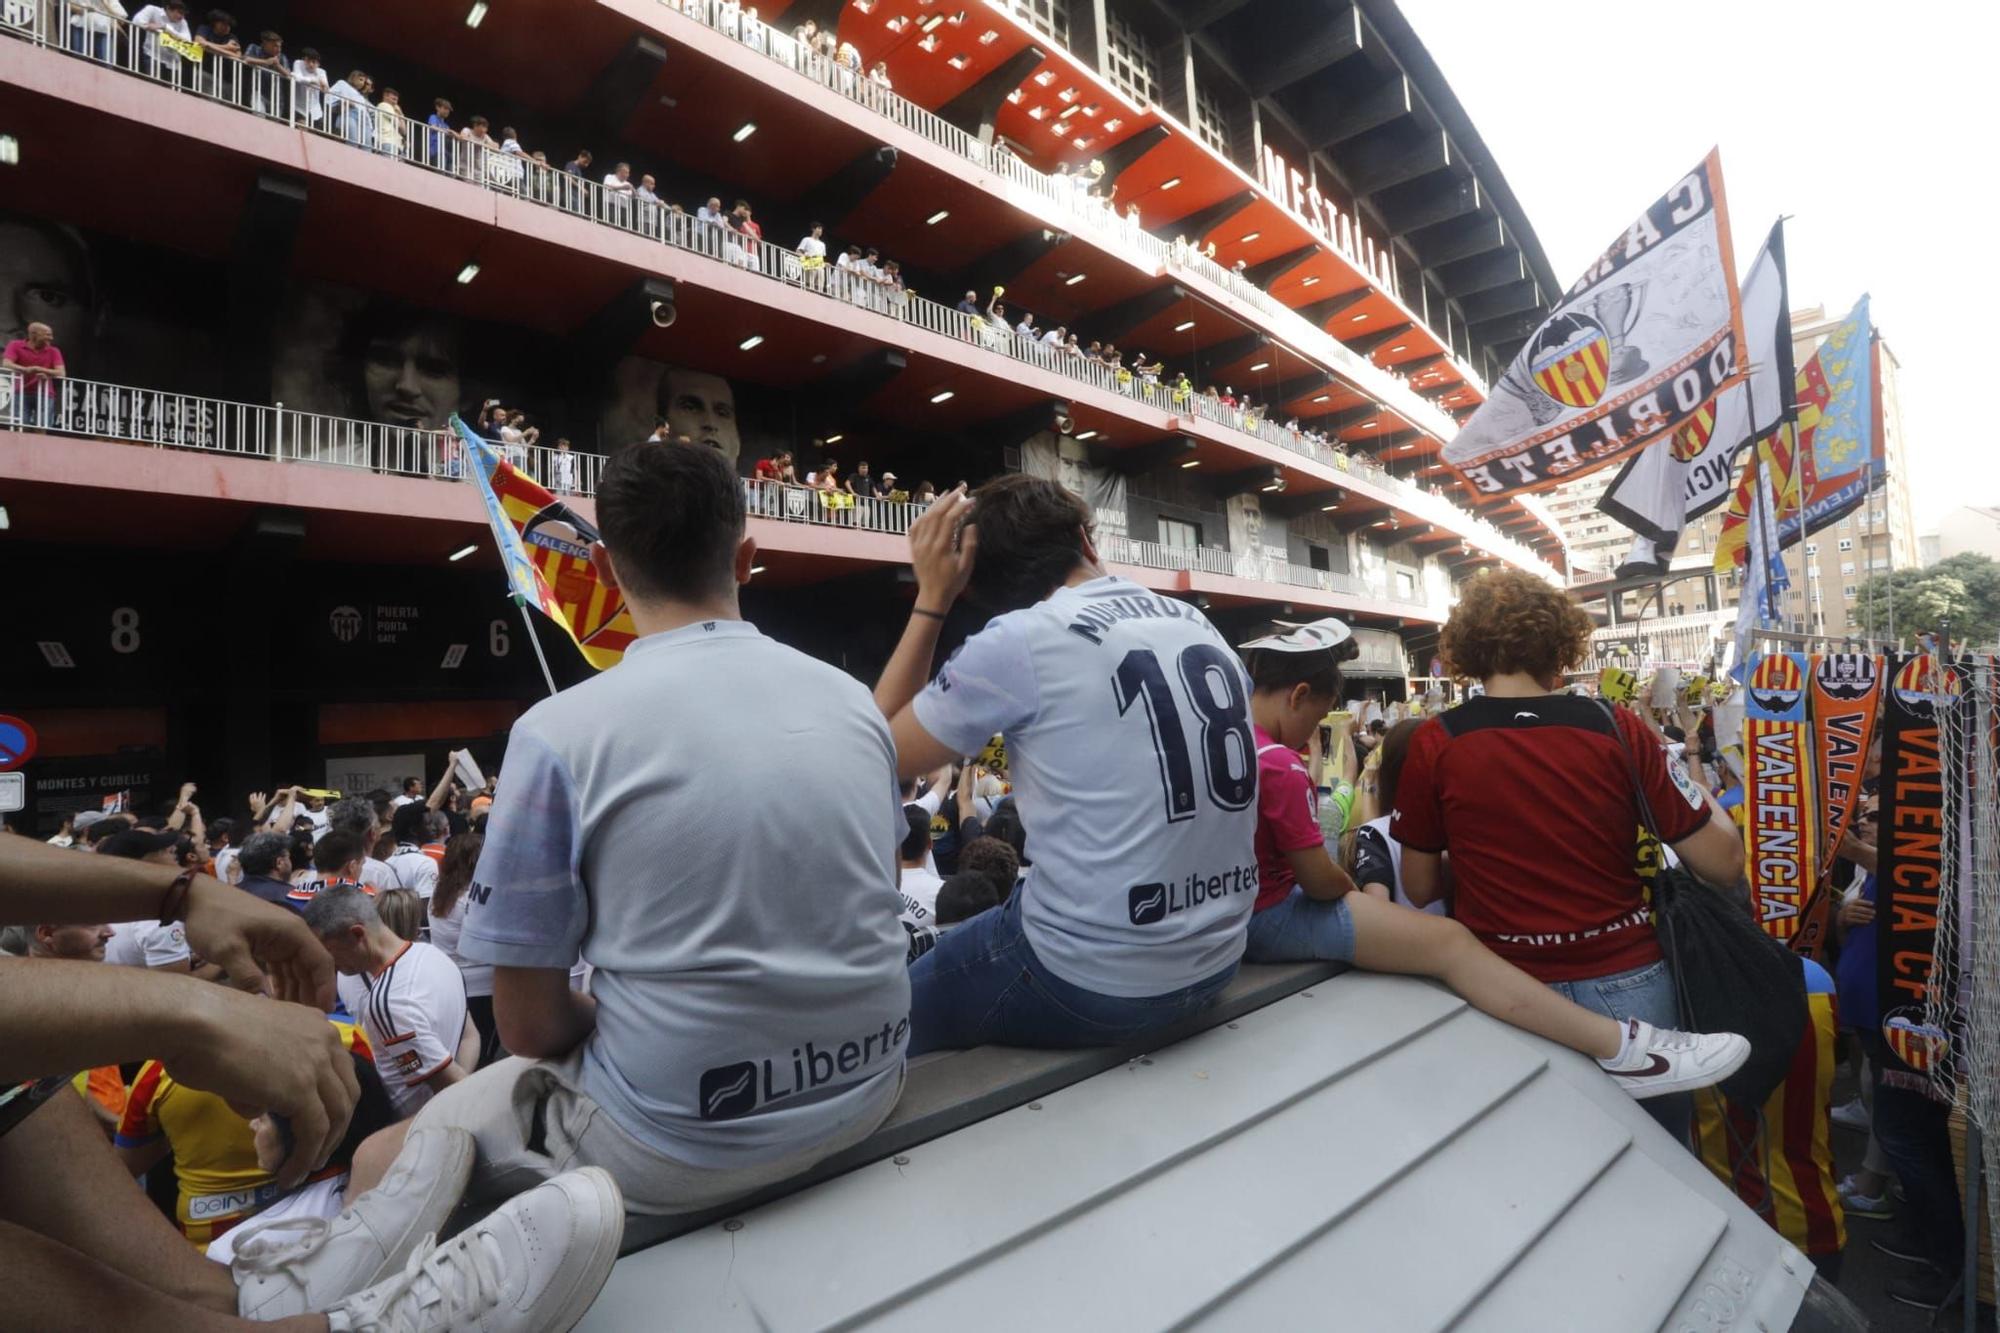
[117,1020,367,1247]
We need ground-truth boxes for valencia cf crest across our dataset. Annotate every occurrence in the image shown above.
[1748,653,1803,716]
[1669,402,1716,462]
[1892,656,1960,715]
[1814,652,1878,703]
[1529,312,1613,410]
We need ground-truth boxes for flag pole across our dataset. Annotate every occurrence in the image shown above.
[512,593,559,697]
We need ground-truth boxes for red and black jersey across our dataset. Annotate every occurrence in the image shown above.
[1393,695,1710,981]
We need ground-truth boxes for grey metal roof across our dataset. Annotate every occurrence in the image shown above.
[579,971,1813,1331]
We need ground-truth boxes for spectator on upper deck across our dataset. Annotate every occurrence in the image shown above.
[290,46,329,125]
[132,1,193,84]
[3,322,66,428]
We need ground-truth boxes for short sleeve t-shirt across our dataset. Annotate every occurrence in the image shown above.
[1252,727,1322,911]
[461,620,911,1170]
[1392,696,1710,981]
[336,941,466,1119]
[3,339,62,397]
[385,846,441,900]
[105,919,190,969]
[913,576,1258,997]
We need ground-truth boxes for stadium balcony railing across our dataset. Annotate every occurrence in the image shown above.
[1,6,1556,581]
[638,0,1492,420]
[0,370,1450,616]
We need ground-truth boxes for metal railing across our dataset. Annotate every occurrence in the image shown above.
[647,0,1479,431]
[7,370,1475,614]
[2,3,1557,579]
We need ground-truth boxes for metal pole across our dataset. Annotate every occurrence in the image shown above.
[513,595,559,697]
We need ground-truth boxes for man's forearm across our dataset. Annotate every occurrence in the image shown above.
[0,958,209,1081]
[0,834,182,926]
[874,612,944,720]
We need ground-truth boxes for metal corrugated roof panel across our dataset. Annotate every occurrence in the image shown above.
[580,973,1811,1331]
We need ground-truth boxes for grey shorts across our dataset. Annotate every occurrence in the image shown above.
[413,1051,902,1216]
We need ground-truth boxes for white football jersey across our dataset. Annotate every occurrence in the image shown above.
[385,845,441,901]
[915,576,1258,997]
[336,941,467,1118]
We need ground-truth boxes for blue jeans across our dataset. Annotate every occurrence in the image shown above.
[1243,888,1357,966]
[907,892,1238,1055]
[1546,957,1691,1145]
[1862,1032,1962,1272]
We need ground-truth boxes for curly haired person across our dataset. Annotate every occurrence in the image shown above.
[1393,571,1749,1143]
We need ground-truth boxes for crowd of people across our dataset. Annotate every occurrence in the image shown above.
[16,439,1927,1328]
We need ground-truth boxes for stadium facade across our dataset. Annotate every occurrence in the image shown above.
[0,0,1571,826]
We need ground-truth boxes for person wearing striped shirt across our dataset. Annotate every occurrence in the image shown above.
[306,886,474,1119]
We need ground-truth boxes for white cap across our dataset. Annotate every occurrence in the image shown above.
[1238,617,1355,654]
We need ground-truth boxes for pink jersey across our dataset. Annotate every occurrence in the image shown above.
[1252,725,1321,911]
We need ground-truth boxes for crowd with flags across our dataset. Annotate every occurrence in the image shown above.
[1439,149,1986,1317]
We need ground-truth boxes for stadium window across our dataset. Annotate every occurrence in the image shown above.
[1194,78,1231,156]
[1838,537,1854,551]
[1159,517,1201,550]
[1105,11,1160,108]
[1804,542,1818,555]
[1840,561,1855,576]
[1844,585,1857,600]
[1002,0,1069,47]
[1396,570,1417,599]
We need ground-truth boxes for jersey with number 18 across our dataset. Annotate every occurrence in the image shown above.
[915,576,1259,997]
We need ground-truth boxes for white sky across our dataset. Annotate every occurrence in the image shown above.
[1400,0,1992,531]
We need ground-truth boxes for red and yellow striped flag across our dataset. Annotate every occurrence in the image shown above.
[457,418,634,670]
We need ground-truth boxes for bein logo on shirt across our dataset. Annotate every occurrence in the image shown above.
[696,1017,912,1122]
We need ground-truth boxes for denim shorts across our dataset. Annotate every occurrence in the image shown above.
[1242,888,1357,966]
[907,892,1238,1055]
[1545,957,1691,1144]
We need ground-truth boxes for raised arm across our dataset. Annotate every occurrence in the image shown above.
[875,488,977,777]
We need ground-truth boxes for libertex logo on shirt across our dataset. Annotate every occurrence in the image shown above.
[697,1017,911,1121]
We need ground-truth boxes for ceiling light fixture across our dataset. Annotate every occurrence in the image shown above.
[1075,430,1098,441]
[448,543,478,561]
[1034,70,1056,86]
[1389,344,1406,353]
[1261,481,1286,493]
[1181,459,1201,469]
[732,122,757,142]
[1321,503,1340,512]
[1065,272,1087,285]
[0,135,18,166]
[930,390,955,404]
[920,13,945,32]
[979,28,999,43]
[1311,394,1330,403]
[917,32,940,50]
[1239,230,1260,243]
[823,433,844,444]
[455,262,480,284]
[1349,314,1368,323]
[1249,360,1270,372]
[947,54,969,69]
[738,334,764,350]
[1159,176,1181,191]
[464,1,488,28]
[1300,275,1320,287]
[1174,319,1196,332]
[750,564,767,575]
[926,209,950,224]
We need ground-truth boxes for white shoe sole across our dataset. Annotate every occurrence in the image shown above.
[530,1167,627,1333]
[1614,1036,1752,1101]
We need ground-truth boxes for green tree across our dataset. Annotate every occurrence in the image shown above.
[1852,552,2000,644]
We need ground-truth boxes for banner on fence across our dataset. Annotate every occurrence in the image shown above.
[1744,652,1814,939]
[1789,653,1884,961]
[1875,653,1957,1083]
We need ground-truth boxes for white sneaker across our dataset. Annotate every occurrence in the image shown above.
[1597,1019,1750,1100]
[323,1167,625,1333]
[235,1126,476,1319]
[1830,1097,1871,1131]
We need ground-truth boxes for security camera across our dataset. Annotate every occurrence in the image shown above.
[1054,413,1075,436]
[650,299,677,329]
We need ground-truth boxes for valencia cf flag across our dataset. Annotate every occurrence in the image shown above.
[455,418,635,670]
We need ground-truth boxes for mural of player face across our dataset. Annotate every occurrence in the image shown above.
[0,215,97,370]
[362,316,462,430]
[660,366,740,465]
